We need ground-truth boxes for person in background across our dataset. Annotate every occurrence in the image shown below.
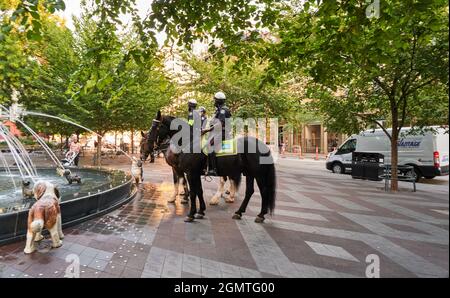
[69,135,81,166]
[199,106,207,129]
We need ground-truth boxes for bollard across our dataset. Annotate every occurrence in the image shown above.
[299,145,304,159]
[315,146,319,160]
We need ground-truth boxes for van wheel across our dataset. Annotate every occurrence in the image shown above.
[409,167,422,182]
[332,162,344,174]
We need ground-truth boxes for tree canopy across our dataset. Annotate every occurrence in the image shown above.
[1,0,448,187]
[1,0,174,143]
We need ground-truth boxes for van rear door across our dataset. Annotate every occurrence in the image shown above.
[435,130,449,175]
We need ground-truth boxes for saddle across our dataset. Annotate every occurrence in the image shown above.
[201,135,238,157]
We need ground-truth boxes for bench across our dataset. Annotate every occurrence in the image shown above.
[380,165,416,192]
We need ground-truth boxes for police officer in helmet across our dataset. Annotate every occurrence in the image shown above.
[187,99,197,126]
[204,91,231,176]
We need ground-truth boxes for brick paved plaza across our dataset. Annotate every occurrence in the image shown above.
[0,157,448,278]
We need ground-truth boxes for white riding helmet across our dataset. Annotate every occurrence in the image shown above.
[188,99,197,109]
[214,92,226,100]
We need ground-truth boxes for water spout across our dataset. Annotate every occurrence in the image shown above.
[0,124,37,181]
[22,111,134,162]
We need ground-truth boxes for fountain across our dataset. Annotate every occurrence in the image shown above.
[0,91,137,245]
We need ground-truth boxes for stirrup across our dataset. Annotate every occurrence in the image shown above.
[206,169,218,176]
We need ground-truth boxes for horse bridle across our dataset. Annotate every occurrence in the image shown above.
[148,119,171,153]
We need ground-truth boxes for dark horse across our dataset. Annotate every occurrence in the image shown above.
[140,131,189,204]
[143,111,276,223]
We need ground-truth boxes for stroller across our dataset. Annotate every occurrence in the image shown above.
[61,150,79,167]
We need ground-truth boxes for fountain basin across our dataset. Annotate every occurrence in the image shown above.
[0,167,137,245]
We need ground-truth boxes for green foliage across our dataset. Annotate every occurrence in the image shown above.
[21,17,80,136]
[1,1,174,138]
[1,0,66,41]
[266,0,449,137]
[148,0,283,48]
[0,26,37,103]
[186,55,307,122]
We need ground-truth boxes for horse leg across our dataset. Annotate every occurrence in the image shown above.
[225,178,237,203]
[223,176,230,196]
[232,176,254,220]
[180,175,189,204]
[184,174,197,222]
[254,177,268,223]
[168,169,179,203]
[210,176,225,205]
[195,175,206,219]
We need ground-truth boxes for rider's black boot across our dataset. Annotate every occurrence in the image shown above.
[207,153,218,176]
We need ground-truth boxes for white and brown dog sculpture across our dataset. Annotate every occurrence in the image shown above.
[24,181,64,254]
[131,157,143,184]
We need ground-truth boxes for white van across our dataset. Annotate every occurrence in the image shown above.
[326,127,449,180]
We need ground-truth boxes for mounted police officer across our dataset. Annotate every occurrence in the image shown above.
[187,99,198,126]
[203,92,231,176]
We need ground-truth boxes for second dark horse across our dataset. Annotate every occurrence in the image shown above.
[144,111,277,223]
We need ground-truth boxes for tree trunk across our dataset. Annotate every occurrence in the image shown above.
[131,128,135,154]
[390,111,399,191]
[114,131,117,152]
[96,134,102,166]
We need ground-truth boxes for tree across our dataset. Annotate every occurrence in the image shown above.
[67,5,174,164]
[110,48,175,153]
[186,55,300,120]
[3,1,283,54]
[263,0,449,191]
[0,3,37,104]
[21,15,80,138]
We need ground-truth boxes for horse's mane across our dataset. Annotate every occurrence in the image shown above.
[160,114,197,150]
[161,115,189,134]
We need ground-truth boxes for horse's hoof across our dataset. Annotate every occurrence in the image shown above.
[254,216,265,223]
[181,199,189,205]
[168,198,176,203]
[194,213,205,219]
[184,216,195,223]
[209,197,219,205]
[232,213,242,220]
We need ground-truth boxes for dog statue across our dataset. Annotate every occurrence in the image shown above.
[131,157,143,184]
[24,181,64,254]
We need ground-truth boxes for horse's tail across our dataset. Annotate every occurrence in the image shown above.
[262,163,276,215]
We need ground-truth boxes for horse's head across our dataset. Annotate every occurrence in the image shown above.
[144,110,173,160]
[139,131,151,161]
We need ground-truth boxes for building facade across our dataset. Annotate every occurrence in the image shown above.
[279,122,347,155]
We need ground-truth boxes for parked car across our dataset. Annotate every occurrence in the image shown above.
[326,126,449,181]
